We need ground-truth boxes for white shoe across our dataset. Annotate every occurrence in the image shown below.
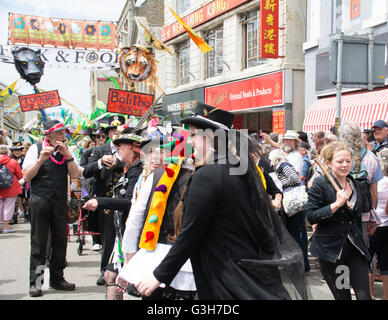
[92,244,101,251]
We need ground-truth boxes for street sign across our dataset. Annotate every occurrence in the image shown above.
[330,39,386,85]
[107,89,153,116]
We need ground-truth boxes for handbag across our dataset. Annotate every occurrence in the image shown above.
[282,185,308,217]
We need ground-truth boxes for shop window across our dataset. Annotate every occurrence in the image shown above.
[205,26,224,78]
[242,10,266,68]
[177,0,190,15]
[177,42,190,85]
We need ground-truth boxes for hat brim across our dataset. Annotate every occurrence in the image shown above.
[113,137,142,146]
[10,147,24,150]
[44,127,70,136]
[181,116,229,131]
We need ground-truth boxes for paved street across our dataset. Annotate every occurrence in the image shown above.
[0,220,384,300]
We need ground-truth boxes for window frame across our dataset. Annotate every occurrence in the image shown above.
[204,25,224,79]
[176,41,191,86]
[177,0,190,15]
[242,9,267,69]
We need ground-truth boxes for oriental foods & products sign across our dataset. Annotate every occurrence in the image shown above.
[205,71,284,112]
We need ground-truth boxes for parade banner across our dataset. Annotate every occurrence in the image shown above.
[107,89,154,117]
[0,44,118,70]
[260,0,279,59]
[19,90,61,112]
[8,13,116,51]
[161,0,251,42]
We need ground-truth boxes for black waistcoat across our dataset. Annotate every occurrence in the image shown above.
[31,143,68,201]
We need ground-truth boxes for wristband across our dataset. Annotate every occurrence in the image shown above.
[66,157,74,163]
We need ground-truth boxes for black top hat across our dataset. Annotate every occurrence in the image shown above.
[10,141,24,150]
[181,103,235,131]
[106,115,126,131]
[43,120,68,135]
[113,133,144,146]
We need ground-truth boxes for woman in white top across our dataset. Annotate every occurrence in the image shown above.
[369,148,388,300]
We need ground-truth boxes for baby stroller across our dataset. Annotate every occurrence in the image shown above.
[67,190,100,256]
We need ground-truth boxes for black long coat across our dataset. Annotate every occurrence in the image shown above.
[153,162,297,300]
[82,143,125,197]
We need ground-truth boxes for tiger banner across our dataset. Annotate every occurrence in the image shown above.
[260,0,280,59]
[8,13,117,51]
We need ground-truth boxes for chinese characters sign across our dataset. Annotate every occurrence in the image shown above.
[8,13,117,51]
[260,0,279,58]
[272,110,285,135]
[107,89,153,117]
[19,90,61,112]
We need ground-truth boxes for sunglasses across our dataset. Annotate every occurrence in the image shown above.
[96,134,106,139]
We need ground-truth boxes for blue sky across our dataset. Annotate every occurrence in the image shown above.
[0,0,126,115]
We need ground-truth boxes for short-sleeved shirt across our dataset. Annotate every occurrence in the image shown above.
[23,143,80,170]
[371,138,388,154]
[361,149,384,221]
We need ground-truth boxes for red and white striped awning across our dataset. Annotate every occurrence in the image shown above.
[303,88,388,133]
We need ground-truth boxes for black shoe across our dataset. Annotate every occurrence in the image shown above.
[50,280,75,291]
[29,285,43,297]
[96,275,105,286]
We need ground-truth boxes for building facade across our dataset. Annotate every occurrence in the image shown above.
[303,0,388,133]
[0,81,37,142]
[160,0,307,134]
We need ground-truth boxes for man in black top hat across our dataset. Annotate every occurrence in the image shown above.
[82,115,127,285]
[23,120,83,297]
[135,104,308,300]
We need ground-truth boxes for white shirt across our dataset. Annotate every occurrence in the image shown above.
[97,141,121,170]
[376,176,388,227]
[23,143,80,170]
[287,150,304,177]
[122,173,154,254]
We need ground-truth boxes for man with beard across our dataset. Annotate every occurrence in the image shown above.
[280,130,304,177]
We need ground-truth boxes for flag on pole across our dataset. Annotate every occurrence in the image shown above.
[0,80,18,102]
[169,7,212,53]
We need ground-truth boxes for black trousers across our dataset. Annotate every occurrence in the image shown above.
[318,239,371,300]
[97,208,116,274]
[29,194,68,286]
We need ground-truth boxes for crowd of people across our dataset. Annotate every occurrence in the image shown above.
[0,103,388,301]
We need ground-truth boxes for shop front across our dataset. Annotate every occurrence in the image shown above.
[205,71,287,134]
[303,87,388,133]
[162,87,205,125]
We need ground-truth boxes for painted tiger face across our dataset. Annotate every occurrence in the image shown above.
[119,46,155,83]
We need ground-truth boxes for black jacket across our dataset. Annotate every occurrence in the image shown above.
[305,174,370,263]
[82,143,125,197]
[97,160,143,233]
[153,161,295,300]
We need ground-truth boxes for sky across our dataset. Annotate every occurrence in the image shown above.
[0,0,127,115]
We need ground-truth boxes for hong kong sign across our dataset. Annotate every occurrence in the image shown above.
[162,0,251,42]
[19,90,61,111]
[107,89,154,117]
[260,0,280,59]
